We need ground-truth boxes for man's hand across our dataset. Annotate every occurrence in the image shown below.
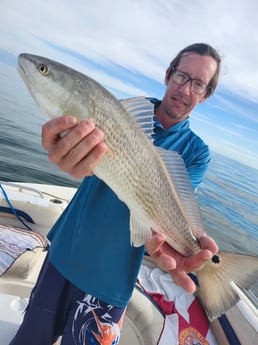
[144,232,218,294]
[41,116,108,178]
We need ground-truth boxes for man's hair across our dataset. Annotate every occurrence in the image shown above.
[167,43,221,97]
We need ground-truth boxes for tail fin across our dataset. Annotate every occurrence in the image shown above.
[196,251,258,321]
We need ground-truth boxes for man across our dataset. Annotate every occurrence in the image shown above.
[11,43,220,345]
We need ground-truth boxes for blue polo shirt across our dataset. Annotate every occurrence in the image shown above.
[47,98,210,308]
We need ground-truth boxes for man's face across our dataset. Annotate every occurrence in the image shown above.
[160,53,217,127]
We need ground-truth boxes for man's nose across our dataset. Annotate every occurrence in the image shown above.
[179,80,192,94]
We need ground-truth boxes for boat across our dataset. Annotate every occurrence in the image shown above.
[0,181,257,344]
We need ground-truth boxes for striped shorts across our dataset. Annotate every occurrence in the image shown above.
[9,256,126,345]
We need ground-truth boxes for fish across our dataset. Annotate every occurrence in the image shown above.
[17,53,258,320]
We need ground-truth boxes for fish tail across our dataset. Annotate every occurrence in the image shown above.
[196,251,258,320]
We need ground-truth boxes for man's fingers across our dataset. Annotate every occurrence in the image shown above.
[48,120,101,164]
[68,141,108,178]
[153,253,177,272]
[199,235,218,254]
[59,126,105,171]
[41,116,77,149]
[145,233,178,271]
[144,232,165,255]
[168,269,196,294]
[183,249,213,272]
[41,117,108,177]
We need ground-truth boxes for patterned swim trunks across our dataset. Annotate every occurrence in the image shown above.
[9,255,126,345]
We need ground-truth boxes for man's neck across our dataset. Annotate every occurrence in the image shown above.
[155,103,189,130]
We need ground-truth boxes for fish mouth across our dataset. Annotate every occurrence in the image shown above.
[17,54,35,94]
[17,64,28,84]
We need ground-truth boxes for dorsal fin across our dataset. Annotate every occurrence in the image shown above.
[157,147,205,238]
[120,97,154,141]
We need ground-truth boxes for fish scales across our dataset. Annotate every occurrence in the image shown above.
[91,104,196,255]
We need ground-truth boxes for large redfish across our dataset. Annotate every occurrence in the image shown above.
[18,53,258,320]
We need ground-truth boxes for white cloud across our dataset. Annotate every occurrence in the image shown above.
[1,0,258,101]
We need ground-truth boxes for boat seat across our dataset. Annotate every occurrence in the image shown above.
[0,224,47,297]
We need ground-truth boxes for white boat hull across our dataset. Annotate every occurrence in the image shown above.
[0,182,257,344]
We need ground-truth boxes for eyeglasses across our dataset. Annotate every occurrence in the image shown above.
[171,69,209,95]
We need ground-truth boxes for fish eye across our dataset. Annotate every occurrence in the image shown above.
[38,64,48,75]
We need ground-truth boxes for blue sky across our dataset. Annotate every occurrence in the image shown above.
[1,0,258,169]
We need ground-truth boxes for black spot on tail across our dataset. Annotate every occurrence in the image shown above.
[212,255,220,264]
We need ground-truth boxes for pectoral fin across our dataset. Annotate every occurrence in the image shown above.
[130,214,152,247]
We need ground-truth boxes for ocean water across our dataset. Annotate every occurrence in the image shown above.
[0,60,257,294]
[197,154,258,256]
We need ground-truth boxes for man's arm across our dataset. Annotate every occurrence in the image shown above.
[42,115,218,293]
